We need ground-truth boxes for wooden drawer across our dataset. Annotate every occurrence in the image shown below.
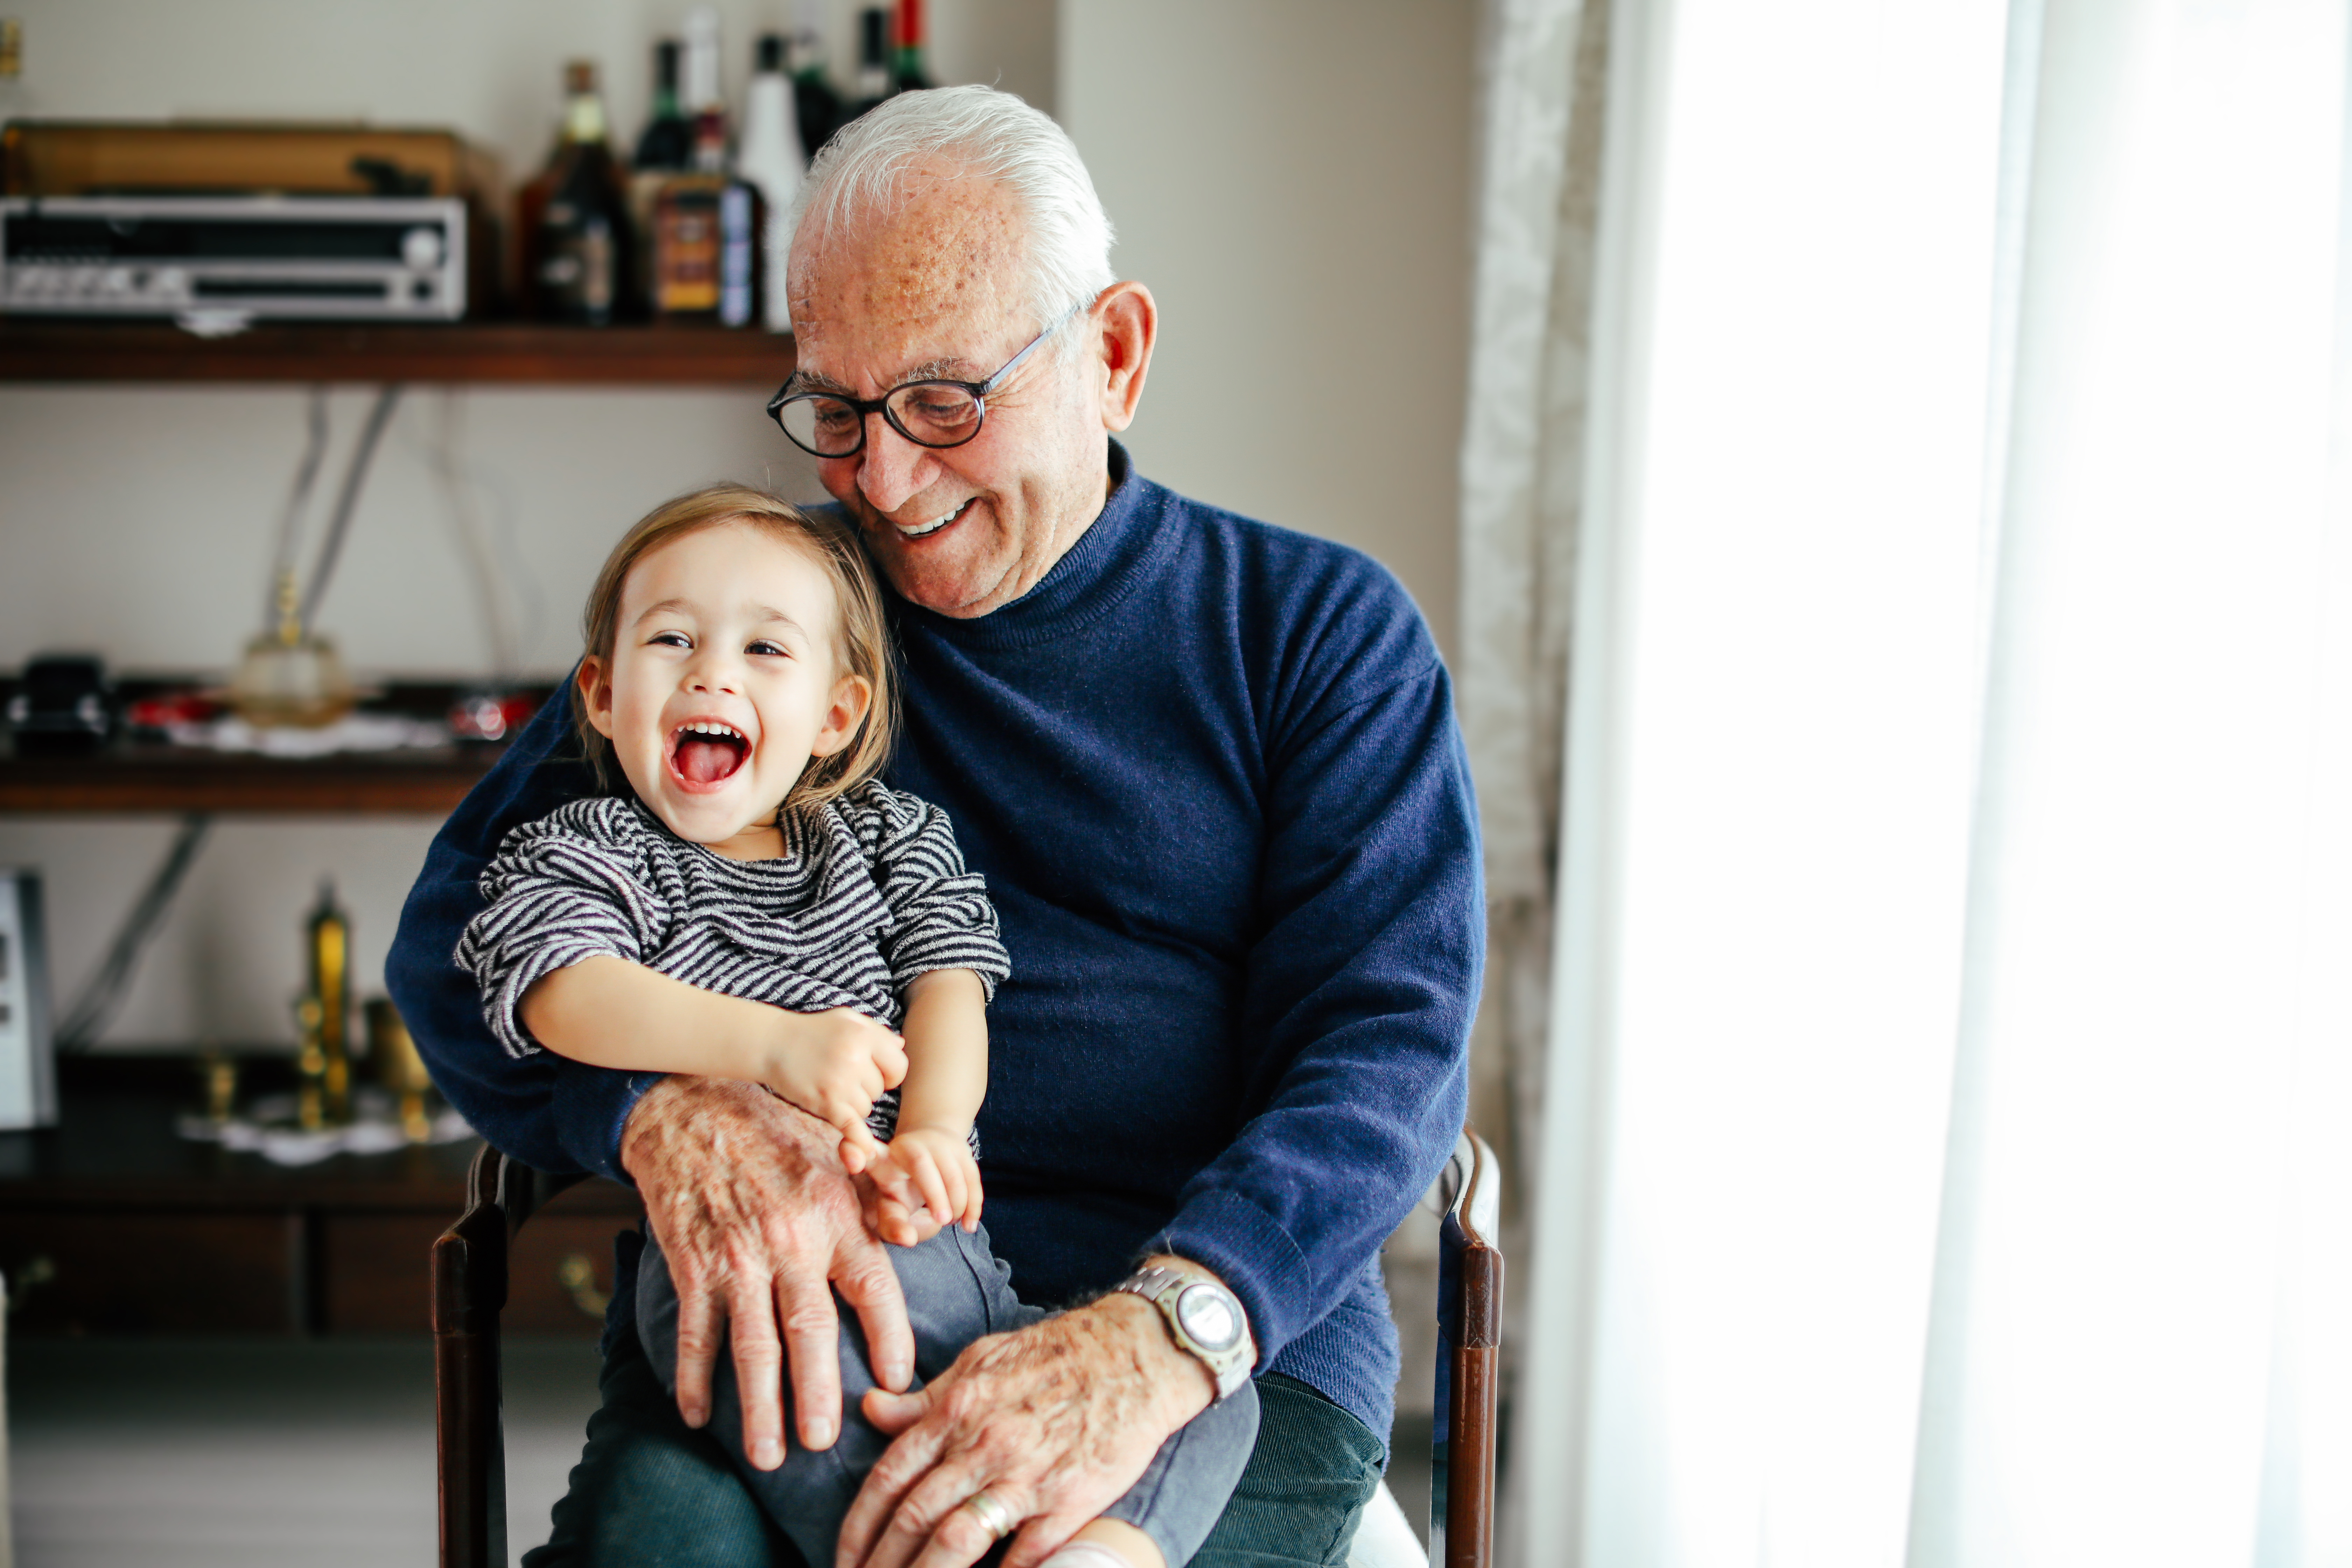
[0,1211,299,1334]
[321,1210,627,1336]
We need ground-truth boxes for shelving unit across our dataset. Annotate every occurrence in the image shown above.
[0,747,500,814]
[0,682,553,815]
[0,318,796,385]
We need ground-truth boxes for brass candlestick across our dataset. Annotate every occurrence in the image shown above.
[366,997,434,1143]
[199,1049,240,1126]
[294,996,327,1131]
[304,882,352,1125]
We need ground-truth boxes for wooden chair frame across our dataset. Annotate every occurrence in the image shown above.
[435,1131,1503,1568]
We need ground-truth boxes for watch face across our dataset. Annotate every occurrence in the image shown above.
[1174,1283,1242,1353]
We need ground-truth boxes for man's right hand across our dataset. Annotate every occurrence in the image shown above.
[621,1075,915,1470]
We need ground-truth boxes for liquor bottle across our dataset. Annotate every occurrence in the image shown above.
[634,40,692,170]
[653,14,762,328]
[737,34,807,333]
[788,2,843,157]
[893,0,932,92]
[847,6,895,124]
[525,61,635,324]
[629,39,693,314]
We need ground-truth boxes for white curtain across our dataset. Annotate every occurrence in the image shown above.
[1457,0,1606,1182]
[1494,0,2352,1564]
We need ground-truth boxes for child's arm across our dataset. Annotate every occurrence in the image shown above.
[863,967,989,1242]
[521,956,906,1160]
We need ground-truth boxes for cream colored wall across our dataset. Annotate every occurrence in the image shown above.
[0,0,1476,1061]
[1058,0,1475,659]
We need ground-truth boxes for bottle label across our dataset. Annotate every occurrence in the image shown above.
[720,186,756,328]
[540,207,617,322]
[655,180,724,315]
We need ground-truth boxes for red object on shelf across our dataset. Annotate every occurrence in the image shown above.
[449,691,541,744]
[125,690,223,731]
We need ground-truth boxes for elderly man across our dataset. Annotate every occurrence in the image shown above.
[389,86,1479,1568]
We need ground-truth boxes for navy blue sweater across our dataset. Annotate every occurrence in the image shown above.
[387,444,1481,1446]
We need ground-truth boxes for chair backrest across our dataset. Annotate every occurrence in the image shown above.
[434,1144,582,1568]
[1431,1129,1503,1568]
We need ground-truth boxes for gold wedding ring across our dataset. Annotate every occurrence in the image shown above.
[961,1489,1016,1540]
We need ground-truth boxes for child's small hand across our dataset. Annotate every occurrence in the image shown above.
[761,1007,906,1145]
[863,1125,983,1244]
[850,1169,942,1247]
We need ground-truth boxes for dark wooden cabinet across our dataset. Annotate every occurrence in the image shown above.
[0,1056,637,1337]
[0,1211,299,1333]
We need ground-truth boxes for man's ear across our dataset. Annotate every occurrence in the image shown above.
[1093,281,1157,434]
[577,655,618,739]
[810,673,875,758]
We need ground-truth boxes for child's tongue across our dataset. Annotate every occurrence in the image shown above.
[677,735,743,784]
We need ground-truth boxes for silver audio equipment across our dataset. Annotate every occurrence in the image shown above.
[0,195,467,321]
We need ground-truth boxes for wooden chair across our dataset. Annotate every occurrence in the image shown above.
[434,1130,1504,1568]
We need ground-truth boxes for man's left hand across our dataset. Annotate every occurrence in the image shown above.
[833,1284,1220,1568]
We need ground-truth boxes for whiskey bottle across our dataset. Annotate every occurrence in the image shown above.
[629,39,693,314]
[653,19,763,329]
[526,61,635,324]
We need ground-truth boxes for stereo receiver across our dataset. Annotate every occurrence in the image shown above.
[0,195,467,321]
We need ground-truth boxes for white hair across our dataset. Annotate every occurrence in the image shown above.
[791,85,1116,330]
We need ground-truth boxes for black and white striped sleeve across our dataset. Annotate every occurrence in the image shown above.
[850,784,1011,1000]
[454,801,669,1059]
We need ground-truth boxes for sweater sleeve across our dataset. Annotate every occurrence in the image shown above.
[1154,630,1482,1370]
[455,803,666,1059]
[386,688,665,1184]
[855,783,1013,1000]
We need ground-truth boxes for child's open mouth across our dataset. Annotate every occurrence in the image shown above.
[669,721,750,787]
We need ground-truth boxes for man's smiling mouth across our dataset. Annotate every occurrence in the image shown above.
[895,497,976,539]
[670,721,750,786]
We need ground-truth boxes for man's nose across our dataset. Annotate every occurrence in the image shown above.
[854,413,943,516]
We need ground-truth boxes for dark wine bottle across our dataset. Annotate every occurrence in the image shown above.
[528,61,635,324]
[788,20,843,158]
[893,0,933,92]
[634,40,692,170]
[846,7,895,124]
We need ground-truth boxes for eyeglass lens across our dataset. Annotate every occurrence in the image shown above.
[779,383,985,457]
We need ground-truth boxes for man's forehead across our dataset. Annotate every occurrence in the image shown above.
[789,171,1030,388]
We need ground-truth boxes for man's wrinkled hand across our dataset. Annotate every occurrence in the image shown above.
[621,1075,916,1470]
[833,1293,1213,1568]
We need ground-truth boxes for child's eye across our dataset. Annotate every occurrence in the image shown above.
[746,639,788,658]
[649,631,691,649]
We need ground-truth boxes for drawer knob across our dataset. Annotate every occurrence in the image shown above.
[6,1254,56,1314]
[557,1252,610,1320]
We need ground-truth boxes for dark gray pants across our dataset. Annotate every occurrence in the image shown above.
[636,1227,1260,1567]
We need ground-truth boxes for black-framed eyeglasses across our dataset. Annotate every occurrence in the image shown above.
[766,301,1085,458]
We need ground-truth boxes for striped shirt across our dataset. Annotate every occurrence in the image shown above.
[455,782,1009,1144]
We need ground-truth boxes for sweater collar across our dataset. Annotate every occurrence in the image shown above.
[887,439,1176,649]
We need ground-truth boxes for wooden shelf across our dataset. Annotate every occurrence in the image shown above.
[0,319,795,385]
[0,745,501,814]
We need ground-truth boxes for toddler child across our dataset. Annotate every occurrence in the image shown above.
[455,485,1255,1568]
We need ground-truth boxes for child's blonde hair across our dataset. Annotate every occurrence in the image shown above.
[576,484,897,816]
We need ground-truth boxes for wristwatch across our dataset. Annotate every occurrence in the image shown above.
[1114,1262,1255,1402]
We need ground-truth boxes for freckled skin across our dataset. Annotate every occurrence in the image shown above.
[785,163,1148,619]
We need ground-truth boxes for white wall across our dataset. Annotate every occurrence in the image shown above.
[0,0,1477,1065]
[1059,0,1475,658]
